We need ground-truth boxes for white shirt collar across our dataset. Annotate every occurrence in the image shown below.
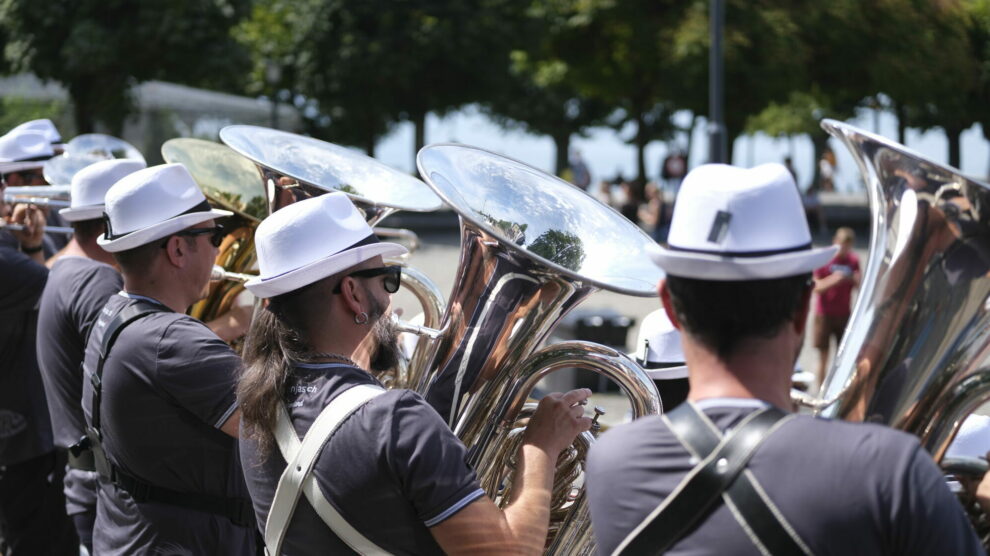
[692,397,770,411]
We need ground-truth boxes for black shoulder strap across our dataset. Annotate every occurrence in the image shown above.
[89,300,167,433]
[84,300,254,528]
[615,403,810,556]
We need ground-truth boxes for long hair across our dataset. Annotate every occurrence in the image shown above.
[238,286,319,458]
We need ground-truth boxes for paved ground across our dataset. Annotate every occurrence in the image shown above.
[392,229,871,426]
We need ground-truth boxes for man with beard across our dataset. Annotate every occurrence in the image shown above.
[238,192,592,554]
[80,164,255,554]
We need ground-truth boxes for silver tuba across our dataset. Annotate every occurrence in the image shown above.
[795,120,990,541]
[415,144,663,554]
[217,126,446,388]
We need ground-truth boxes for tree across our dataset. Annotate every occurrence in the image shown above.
[0,0,252,134]
[482,0,611,175]
[293,0,517,162]
[547,0,690,189]
[892,0,986,169]
[669,1,811,164]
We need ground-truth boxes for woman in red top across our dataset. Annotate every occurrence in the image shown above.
[813,227,860,387]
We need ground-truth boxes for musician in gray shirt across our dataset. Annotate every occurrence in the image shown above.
[586,163,983,555]
[80,163,254,554]
[238,193,592,554]
[36,159,142,551]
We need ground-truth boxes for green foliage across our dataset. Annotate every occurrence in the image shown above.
[745,92,826,138]
[0,0,252,133]
[529,228,586,270]
[482,0,612,173]
[0,97,70,135]
[287,0,518,155]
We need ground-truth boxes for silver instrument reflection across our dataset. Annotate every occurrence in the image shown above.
[3,186,71,198]
[44,134,145,186]
[797,120,990,462]
[414,143,663,554]
[2,195,70,208]
[0,222,73,235]
[210,265,255,284]
[218,125,442,224]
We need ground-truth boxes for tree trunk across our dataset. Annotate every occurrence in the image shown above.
[946,124,963,169]
[684,114,699,168]
[725,121,741,166]
[364,134,376,158]
[894,102,907,146]
[633,111,647,201]
[810,133,828,192]
[71,90,95,134]
[413,111,426,169]
[552,132,570,176]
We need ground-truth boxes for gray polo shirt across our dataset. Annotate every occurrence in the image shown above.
[37,256,122,515]
[240,363,486,555]
[0,240,53,465]
[586,398,985,555]
[81,293,253,555]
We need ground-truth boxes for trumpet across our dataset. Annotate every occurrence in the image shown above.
[3,195,71,208]
[210,265,255,284]
[0,221,74,235]
[3,186,71,197]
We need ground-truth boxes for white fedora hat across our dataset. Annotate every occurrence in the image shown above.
[97,163,232,252]
[59,159,147,222]
[632,309,688,380]
[0,130,55,174]
[650,163,837,280]
[245,192,408,298]
[11,119,61,144]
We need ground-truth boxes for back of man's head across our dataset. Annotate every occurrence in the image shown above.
[665,273,810,359]
[650,162,837,359]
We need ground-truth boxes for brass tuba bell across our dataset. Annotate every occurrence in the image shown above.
[161,138,266,325]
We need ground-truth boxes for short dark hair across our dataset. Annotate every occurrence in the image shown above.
[665,273,811,359]
[70,218,105,243]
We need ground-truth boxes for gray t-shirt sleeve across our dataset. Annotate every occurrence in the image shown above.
[890,443,985,555]
[72,264,123,343]
[153,317,240,428]
[388,391,485,527]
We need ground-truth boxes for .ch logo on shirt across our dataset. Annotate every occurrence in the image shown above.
[289,385,317,394]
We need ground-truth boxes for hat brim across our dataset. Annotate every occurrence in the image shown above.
[649,244,839,281]
[59,204,104,222]
[245,242,409,298]
[0,160,46,174]
[96,208,233,252]
[644,364,689,380]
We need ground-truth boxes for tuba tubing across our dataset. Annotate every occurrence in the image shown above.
[465,341,660,556]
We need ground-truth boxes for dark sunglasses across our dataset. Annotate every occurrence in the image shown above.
[159,225,226,248]
[333,266,402,294]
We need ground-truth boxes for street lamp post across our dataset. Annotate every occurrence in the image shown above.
[708,0,727,164]
[266,61,282,130]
